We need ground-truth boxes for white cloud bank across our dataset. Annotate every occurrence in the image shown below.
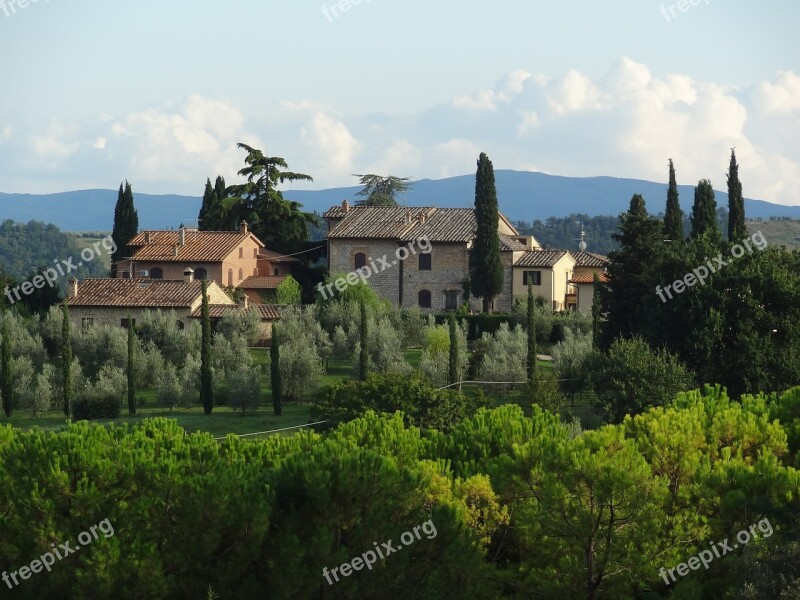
[1,59,799,206]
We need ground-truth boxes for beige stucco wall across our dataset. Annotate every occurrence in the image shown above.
[513,256,576,310]
[575,283,597,314]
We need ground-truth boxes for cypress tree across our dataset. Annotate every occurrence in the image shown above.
[591,272,602,348]
[448,313,459,387]
[690,179,719,240]
[359,299,369,380]
[727,149,747,241]
[61,298,72,418]
[1,317,12,418]
[200,280,213,415]
[664,159,684,242]
[526,280,537,381]
[127,313,136,415]
[198,178,215,231]
[470,152,504,313]
[111,180,139,268]
[270,324,283,416]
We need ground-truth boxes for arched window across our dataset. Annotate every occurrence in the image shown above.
[150,267,163,279]
[419,253,432,271]
[227,269,233,286]
[354,253,366,269]
[238,268,244,281]
[418,289,432,308]
[194,267,207,280]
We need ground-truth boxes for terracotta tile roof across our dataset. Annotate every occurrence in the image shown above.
[327,206,516,243]
[240,276,286,290]
[569,251,609,268]
[323,206,348,219]
[570,273,610,284]
[68,279,220,308]
[259,249,300,263]
[127,229,263,262]
[189,303,283,320]
[499,234,528,251]
[514,250,573,268]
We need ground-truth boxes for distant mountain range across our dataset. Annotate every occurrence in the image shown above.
[1,170,797,231]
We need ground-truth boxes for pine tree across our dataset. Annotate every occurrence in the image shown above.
[470,152,504,312]
[359,300,369,381]
[127,313,136,415]
[727,149,747,242]
[664,159,684,242]
[448,313,459,387]
[198,178,215,230]
[527,280,537,381]
[111,180,139,269]
[61,298,72,418]
[200,280,213,415]
[600,194,664,347]
[1,317,12,418]
[690,179,719,240]
[270,324,282,416]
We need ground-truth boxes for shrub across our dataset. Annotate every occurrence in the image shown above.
[225,365,262,415]
[275,275,302,305]
[218,309,261,346]
[478,323,528,392]
[419,319,469,387]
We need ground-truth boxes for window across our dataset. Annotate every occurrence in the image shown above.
[418,289,432,308]
[354,252,366,269]
[238,268,244,281]
[81,318,94,330]
[194,267,208,280]
[419,253,432,271]
[239,247,243,258]
[120,318,136,328]
[523,270,542,286]
[274,268,279,276]
[445,291,459,311]
[121,271,130,279]
[150,267,163,280]
[253,248,258,258]
[228,268,233,286]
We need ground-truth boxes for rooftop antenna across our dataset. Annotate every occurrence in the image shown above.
[575,221,588,252]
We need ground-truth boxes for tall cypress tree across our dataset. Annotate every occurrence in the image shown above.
[526,280,537,381]
[1,317,12,418]
[359,300,369,381]
[200,280,213,415]
[664,159,684,242]
[61,298,72,419]
[271,324,282,416]
[470,152,504,313]
[727,149,747,242]
[198,178,215,230]
[127,313,136,416]
[591,272,602,348]
[448,313,459,387]
[690,179,719,240]
[111,181,139,270]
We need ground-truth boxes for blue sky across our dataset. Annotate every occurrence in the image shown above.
[1,0,798,205]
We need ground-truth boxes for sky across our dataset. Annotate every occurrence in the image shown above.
[0,0,798,206]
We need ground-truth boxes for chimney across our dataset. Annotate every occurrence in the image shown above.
[405,208,411,224]
[417,212,427,224]
[341,199,350,213]
[68,277,78,298]
[179,227,186,246]
[173,243,179,257]
[240,220,248,235]
[183,268,194,284]
[239,294,249,310]
[144,232,151,244]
